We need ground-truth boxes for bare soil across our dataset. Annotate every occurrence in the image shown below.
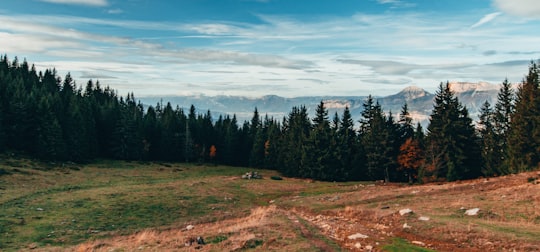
[57,171,540,252]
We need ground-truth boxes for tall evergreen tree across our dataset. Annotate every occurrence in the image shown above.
[305,101,337,180]
[478,101,498,176]
[249,108,265,167]
[142,106,161,160]
[337,107,358,180]
[36,94,65,160]
[425,82,482,181]
[359,96,388,180]
[507,61,540,171]
[279,106,311,177]
[398,103,414,142]
[493,78,514,174]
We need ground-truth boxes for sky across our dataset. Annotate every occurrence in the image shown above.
[1,0,540,98]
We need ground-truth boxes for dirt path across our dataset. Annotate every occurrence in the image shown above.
[30,171,540,252]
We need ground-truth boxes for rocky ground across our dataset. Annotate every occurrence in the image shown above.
[19,170,540,252]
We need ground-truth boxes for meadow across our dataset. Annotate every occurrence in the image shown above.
[1,155,540,251]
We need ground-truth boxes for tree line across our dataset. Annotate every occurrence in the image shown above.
[0,55,539,182]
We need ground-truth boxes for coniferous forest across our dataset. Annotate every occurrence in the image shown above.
[1,55,539,182]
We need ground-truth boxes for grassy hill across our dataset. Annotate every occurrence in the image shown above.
[1,156,540,251]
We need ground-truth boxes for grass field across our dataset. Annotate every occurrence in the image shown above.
[1,155,540,251]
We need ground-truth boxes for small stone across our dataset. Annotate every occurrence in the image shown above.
[347,233,369,240]
[465,208,480,216]
[36,208,44,211]
[399,208,413,216]
[365,245,373,250]
[412,241,425,246]
[418,216,430,221]
[186,225,194,230]
[354,242,362,249]
[403,223,412,229]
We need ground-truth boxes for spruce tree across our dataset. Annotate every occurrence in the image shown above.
[426,82,482,181]
[337,107,357,180]
[280,106,311,177]
[36,94,65,160]
[398,103,414,142]
[306,101,336,181]
[249,108,265,167]
[478,101,498,176]
[507,61,540,171]
[359,96,388,181]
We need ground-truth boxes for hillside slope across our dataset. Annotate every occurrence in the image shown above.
[2,157,538,251]
[73,172,540,251]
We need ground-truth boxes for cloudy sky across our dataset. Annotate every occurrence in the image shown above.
[1,0,539,97]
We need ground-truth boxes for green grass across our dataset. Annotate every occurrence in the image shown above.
[0,158,286,251]
[382,238,436,252]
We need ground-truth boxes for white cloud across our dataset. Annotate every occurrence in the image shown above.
[493,0,540,19]
[107,9,123,14]
[376,0,415,8]
[1,9,537,97]
[39,0,108,7]
[471,12,501,28]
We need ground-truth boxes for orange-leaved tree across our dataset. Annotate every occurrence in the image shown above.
[209,145,217,161]
[398,138,424,183]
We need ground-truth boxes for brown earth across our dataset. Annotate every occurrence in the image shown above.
[30,171,540,252]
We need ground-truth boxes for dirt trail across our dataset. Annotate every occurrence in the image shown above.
[31,171,540,252]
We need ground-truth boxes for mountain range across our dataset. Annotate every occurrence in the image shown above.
[138,82,509,127]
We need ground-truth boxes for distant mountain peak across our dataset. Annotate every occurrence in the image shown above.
[448,81,499,93]
[397,86,429,100]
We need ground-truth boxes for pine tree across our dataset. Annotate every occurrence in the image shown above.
[478,101,498,176]
[425,82,482,181]
[222,115,240,166]
[279,106,311,177]
[249,108,265,167]
[36,94,65,160]
[507,61,540,171]
[110,94,144,160]
[359,96,388,181]
[263,118,281,169]
[337,107,357,180]
[493,78,514,174]
[398,103,414,142]
[384,112,400,182]
[306,101,336,181]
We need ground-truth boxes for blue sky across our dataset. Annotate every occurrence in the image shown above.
[1,0,540,97]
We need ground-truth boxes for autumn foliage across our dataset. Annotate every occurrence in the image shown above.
[398,138,424,183]
[209,145,217,159]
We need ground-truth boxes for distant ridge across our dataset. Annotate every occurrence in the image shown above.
[139,82,505,126]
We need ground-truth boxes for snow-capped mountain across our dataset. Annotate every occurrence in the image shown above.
[139,82,506,127]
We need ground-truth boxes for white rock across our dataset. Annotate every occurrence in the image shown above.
[412,241,425,246]
[186,224,194,230]
[347,233,369,240]
[418,216,430,221]
[365,245,373,250]
[403,223,412,229]
[399,208,413,216]
[36,208,44,211]
[465,208,480,216]
[354,242,362,249]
